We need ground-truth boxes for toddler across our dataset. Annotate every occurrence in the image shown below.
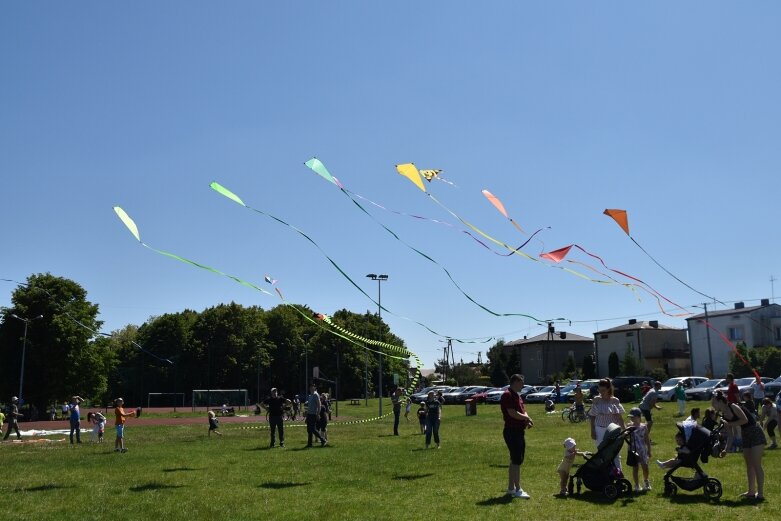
[627,407,651,491]
[557,437,588,496]
[656,431,690,469]
[208,410,222,436]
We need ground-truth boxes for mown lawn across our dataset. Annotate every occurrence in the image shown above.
[1,400,776,520]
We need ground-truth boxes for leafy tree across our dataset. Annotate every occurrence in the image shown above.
[0,273,113,413]
[729,342,753,378]
[759,346,781,377]
[621,345,642,376]
[646,367,668,383]
[582,354,596,380]
[608,352,619,378]
[563,355,577,379]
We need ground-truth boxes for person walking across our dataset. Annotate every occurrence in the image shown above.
[3,396,22,441]
[638,381,662,436]
[306,383,327,447]
[675,382,687,417]
[262,388,291,448]
[500,374,533,499]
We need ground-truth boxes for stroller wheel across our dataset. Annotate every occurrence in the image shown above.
[663,482,677,497]
[603,483,619,500]
[704,478,722,500]
[619,479,633,496]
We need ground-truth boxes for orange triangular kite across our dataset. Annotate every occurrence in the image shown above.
[604,209,630,235]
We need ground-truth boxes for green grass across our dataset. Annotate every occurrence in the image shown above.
[1,400,776,520]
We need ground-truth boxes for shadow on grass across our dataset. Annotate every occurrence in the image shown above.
[475,495,514,506]
[15,484,72,492]
[162,467,202,473]
[667,494,756,507]
[259,482,312,490]
[487,464,507,469]
[393,473,434,481]
[565,491,635,505]
[129,483,185,492]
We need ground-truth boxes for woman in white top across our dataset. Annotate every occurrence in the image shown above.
[589,378,626,471]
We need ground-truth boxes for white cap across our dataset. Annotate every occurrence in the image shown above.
[564,437,576,450]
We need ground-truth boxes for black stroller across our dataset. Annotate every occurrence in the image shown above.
[569,423,633,500]
[662,422,724,500]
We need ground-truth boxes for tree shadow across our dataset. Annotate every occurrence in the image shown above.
[393,473,434,481]
[259,482,311,490]
[129,483,185,492]
[475,495,514,506]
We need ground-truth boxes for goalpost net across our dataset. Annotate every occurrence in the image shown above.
[147,392,186,409]
[191,389,249,411]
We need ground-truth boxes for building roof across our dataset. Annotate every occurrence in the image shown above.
[594,320,682,334]
[686,302,781,321]
[505,331,593,347]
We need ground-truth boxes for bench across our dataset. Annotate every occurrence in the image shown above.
[349,399,361,405]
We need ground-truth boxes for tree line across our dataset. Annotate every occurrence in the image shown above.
[0,274,409,416]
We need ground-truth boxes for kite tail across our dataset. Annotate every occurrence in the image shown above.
[697,319,760,380]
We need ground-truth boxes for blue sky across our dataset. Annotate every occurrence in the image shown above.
[2,2,780,369]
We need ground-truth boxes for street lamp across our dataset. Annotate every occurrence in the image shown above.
[9,313,44,402]
[366,273,389,415]
[365,274,388,317]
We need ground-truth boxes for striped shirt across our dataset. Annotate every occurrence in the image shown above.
[588,396,625,428]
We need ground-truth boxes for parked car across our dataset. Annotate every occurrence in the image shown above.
[684,378,726,401]
[765,376,781,399]
[657,376,708,401]
[712,377,774,399]
[463,386,493,403]
[611,376,650,403]
[441,387,468,404]
[485,385,510,403]
[410,386,451,404]
[555,384,579,403]
[524,386,556,403]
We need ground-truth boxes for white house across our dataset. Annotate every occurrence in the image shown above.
[686,300,781,378]
[594,319,689,377]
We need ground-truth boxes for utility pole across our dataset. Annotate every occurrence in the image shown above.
[703,303,714,379]
[771,275,777,303]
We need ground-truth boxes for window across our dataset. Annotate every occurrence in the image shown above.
[537,350,543,361]
[775,327,781,342]
[626,332,634,337]
[600,334,608,339]
[728,326,745,341]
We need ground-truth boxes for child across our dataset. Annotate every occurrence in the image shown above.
[317,394,329,442]
[758,397,778,449]
[87,411,106,443]
[207,410,222,437]
[627,407,651,491]
[557,437,588,496]
[655,431,691,469]
[404,397,412,421]
[113,397,136,453]
[417,401,427,434]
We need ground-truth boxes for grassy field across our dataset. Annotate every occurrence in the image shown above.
[1,400,776,521]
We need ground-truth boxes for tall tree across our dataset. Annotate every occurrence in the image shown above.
[0,274,111,413]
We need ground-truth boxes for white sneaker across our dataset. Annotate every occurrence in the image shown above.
[644,480,652,491]
[513,489,530,499]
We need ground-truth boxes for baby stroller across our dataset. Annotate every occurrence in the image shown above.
[568,423,633,500]
[662,422,724,500]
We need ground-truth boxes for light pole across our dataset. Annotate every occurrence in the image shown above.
[366,274,388,415]
[9,314,43,403]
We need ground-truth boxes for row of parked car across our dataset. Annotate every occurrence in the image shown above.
[408,375,781,406]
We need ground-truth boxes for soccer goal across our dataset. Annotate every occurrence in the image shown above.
[191,389,248,411]
[146,392,186,410]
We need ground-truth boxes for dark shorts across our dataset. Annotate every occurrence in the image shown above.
[640,408,652,422]
[503,428,526,465]
[742,424,767,449]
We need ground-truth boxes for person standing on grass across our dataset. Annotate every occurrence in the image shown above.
[424,391,443,449]
[3,396,22,441]
[724,373,741,451]
[711,390,765,500]
[306,383,326,447]
[749,376,765,410]
[207,410,222,437]
[589,378,625,472]
[391,387,403,436]
[113,397,136,453]
[638,381,662,437]
[627,407,651,492]
[500,374,533,499]
[758,398,778,449]
[68,395,84,444]
[262,388,291,448]
[675,382,687,417]
[417,401,427,434]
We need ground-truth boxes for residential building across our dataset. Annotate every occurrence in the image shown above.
[594,319,689,377]
[504,329,594,385]
[686,300,781,378]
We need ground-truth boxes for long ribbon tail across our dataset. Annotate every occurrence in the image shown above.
[697,319,761,380]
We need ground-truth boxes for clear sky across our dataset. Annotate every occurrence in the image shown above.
[2,2,780,369]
